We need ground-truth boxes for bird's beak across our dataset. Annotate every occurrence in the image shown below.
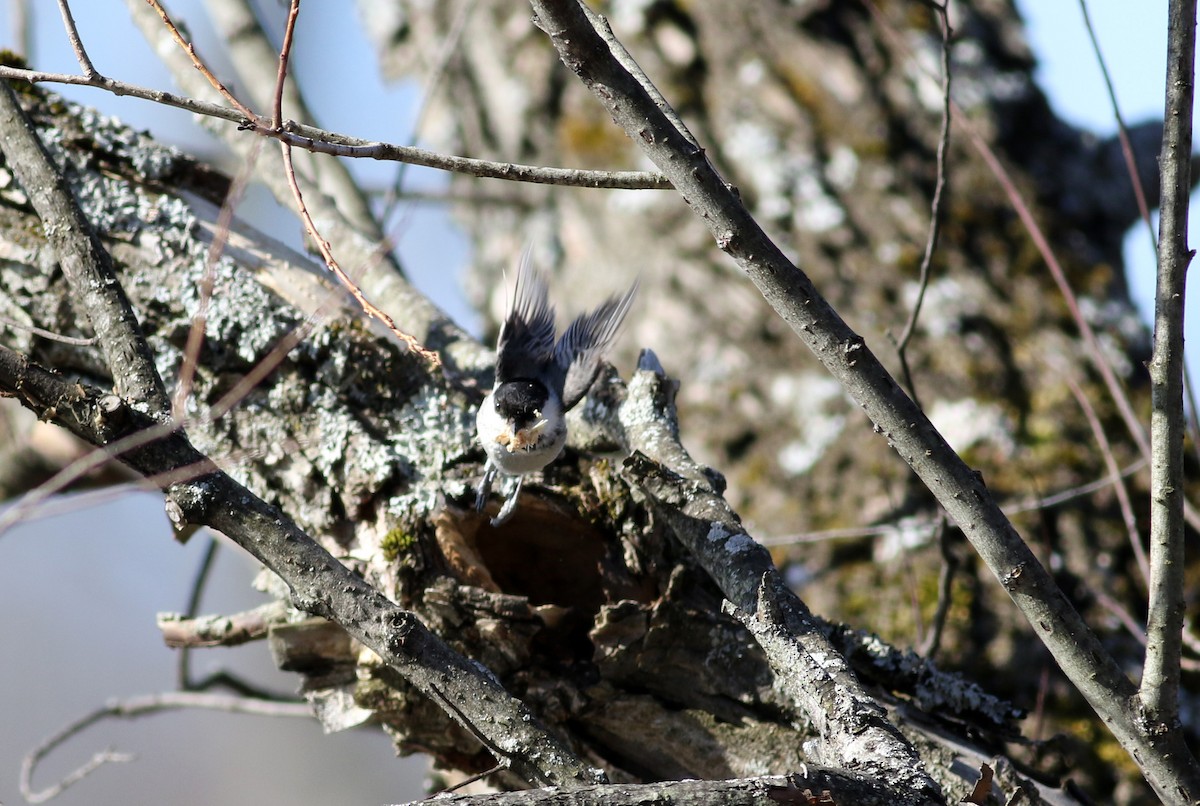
[496,413,548,452]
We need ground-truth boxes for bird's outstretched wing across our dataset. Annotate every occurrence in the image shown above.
[495,251,557,383]
[556,279,639,411]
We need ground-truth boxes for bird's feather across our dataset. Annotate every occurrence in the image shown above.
[557,279,639,410]
[495,250,557,384]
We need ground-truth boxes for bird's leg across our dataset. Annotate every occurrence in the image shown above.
[476,460,498,512]
[491,474,525,527]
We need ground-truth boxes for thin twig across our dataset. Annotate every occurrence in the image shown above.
[1064,373,1149,587]
[759,458,1147,547]
[177,535,221,688]
[954,109,1200,527]
[1141,0,1195,726]
[1003,459,1149,514]
[0,313,96,345]
[279,140,440,363]
[271,0,301,129]
[903,548,926,649]
[227,4,420,371]
[21,692,311,803]
[0,326,320,539]
[919,516,954,659]
[867,0,1200,537]
[384,0,481,224]
[142,0,260,122]
[174,137,265,419]
[1078,0,1158,251]
[0,63,669,189]
[436,763,506,797]
[206,0,385,241]
[0,417,204,539]
[130,0,647,364]
[1183,615,1200,656]
[55,0,98,79]
[893,1,951,406]
[1093,591,1200,674]
[1184,366,1200,467]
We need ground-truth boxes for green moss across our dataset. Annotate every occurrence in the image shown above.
[0,51,42,101]
[380,526,415,562]
[0,50,29,70]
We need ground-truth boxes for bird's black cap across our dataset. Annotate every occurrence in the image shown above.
[494,379,549,426]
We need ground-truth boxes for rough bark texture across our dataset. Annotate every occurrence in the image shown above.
[0,0,1194,802]
[354,1,1193,799]
[0,81,1075,803]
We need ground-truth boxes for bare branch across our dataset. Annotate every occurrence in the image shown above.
[615,354,964,801]
[0,81,169,414]
[0,63,670,190]
[1141,0,1196,726]
[21,691,311,803]
[207,0,384,239]
[159,601,288,648]
[1078,0,1158,249]
[1064,372,1148,586]
[55,0,98,79]
[279,141,439,363]
[143,0,260,122]
[893,1,951,404]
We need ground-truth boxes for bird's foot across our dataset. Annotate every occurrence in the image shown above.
[490,475,525,527]
[475,462,498,513]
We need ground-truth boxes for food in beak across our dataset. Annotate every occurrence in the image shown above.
[496,415,548,452]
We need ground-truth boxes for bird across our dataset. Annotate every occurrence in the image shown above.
[475,253,637,526]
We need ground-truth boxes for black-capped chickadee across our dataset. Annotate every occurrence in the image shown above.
[475,255,637,526]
